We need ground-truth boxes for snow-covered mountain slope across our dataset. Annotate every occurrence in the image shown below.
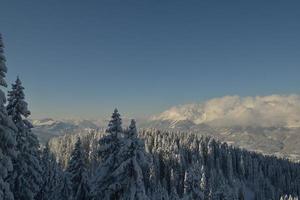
[31,118,134,144]
[151,95,300,128]
[145,95,300,161]
[142,120,300,161]
[31,118,103,144]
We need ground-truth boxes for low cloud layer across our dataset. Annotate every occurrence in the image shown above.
[153,95,300,127]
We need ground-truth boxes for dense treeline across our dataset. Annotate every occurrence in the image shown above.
[0,33,299,200]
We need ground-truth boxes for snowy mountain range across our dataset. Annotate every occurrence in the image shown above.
[145,95,300,161]
[31,118,102,144]
[32,95,300,161]
[31,118,134,144]
[151,95,300,128]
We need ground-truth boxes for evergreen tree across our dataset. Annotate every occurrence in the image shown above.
[92,109,123,199]
[36,143,61,200]
[238,187,245,200]
[200,165,209,199]
[116,119,149,200]
[92,113,149,200]
[280,195,299,200]
[67,138,90,200]
[183,166,203,200]
[7,77,30,126]
[169,169,179,200]
[106,108,122,136]
[51,172,73,200]
[0,33,17,200]
[0,34,8,88]
[7,77,42,200]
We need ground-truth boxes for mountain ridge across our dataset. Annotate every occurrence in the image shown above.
[31,94,300,162]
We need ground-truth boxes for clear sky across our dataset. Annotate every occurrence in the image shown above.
[1,0,300,119]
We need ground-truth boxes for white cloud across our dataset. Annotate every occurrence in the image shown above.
[153,95,300,127]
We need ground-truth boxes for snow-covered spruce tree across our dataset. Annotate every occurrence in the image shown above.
[116,119,149,200]
[169,169,179,200]
[280,195,299,200]
[92,110,150,200]
[35,143,61,200]
[91,109,123,199]
[0,33,17,200]
[183,166,203,200]
[51,172,73,200]
[7,76,42,200]
[66,137,90,200]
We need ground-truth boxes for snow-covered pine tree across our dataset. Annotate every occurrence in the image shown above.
[169,169,179,200]
[183,170,192,200]
[36,143,61,200]
[7,76,42,200]
[7,77,30,126]
[183,166,203,200]
[200,165,209,199]
[0,34,7,89]
[91,108,123,199]
[126,119,149,168]
[66,137,90,200]
[280,195,299,200]
[92,113,150,200]
[106,108,122,136]
[0,33,17,200]
[147,163,157,198]
[51,172,73,200]
[115,119,149,200]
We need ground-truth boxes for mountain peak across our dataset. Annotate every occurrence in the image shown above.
[152,95,300,128]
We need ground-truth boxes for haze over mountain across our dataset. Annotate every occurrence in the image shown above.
[151,94,300,128]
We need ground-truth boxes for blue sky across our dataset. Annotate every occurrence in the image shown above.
[1,0,300,119]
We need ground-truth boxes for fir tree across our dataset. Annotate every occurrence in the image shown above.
[98,108,122,161]
[183,166,203,200]
[36,143,61,200]
[92,113,150,200]
[116,119,149,200]
[106,108,122,136]
[67,138,90,200]
[7,77,30,126]
[51,172,73,200]
[169,169,179,200]
[0,34,7,88]
[92,109,123,199]
[7,77,42,200]
[0,33,17,200]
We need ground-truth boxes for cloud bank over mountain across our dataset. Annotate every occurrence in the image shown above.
[152,95,300,128]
